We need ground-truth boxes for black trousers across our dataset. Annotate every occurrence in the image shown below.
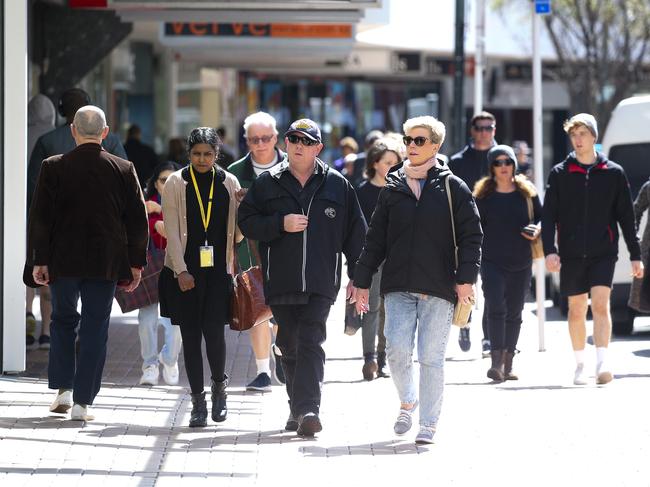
[271,295,331,417]
[481,261,531,353]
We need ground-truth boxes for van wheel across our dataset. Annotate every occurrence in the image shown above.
[612,308,636,336]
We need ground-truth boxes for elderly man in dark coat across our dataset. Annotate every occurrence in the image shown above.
[28,105,148,421]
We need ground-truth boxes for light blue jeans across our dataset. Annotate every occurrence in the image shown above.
[138,303,182,371]
[384,292,454,428]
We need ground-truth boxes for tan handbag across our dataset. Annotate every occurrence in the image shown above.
[526,197,545,260]
[445,176,473,328]
[230,240,273,332]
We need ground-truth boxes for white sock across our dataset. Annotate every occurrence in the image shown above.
[256,358,271,376]
[596,347,608,371]
[574,349,585,366]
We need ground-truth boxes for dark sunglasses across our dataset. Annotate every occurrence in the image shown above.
[492,159,514,167]
[287,133,319,146]
[473,124,495,132]
[402,136,433,147]
[157,176,168,184]
[247,134,274,145]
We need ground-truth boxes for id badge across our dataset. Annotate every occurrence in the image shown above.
[199,245,214,268]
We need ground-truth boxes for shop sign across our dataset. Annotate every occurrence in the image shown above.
[391,52,421,73]
[163,23,353,38]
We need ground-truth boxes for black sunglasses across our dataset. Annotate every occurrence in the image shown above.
[157,176,168,184]
[473,124,495,132]
[287,133,319,146]
[492,159,514,167]
[402,136,433,147]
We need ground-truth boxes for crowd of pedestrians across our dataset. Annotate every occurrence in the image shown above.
[23,88,645,445]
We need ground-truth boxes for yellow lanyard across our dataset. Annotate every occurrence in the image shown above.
[189,165,215,239]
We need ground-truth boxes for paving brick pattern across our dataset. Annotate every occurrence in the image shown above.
[2,288,650,486]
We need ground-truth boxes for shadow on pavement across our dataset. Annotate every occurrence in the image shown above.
[300,440,428,457]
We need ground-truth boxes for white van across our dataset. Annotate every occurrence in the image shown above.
[601,95,650,334]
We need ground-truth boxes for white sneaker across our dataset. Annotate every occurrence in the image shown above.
[573,364,588,385]
[596,362,613,385]
[49,390,72,414]
[139,364,159,386]
[70,404,94,421]
[159,353,179,385]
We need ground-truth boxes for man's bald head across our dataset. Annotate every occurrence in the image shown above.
[73,106,108,138]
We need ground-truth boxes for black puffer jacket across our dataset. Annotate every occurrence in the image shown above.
[542,152,640,261]
[354,161,483,304]
[238,158,367,303]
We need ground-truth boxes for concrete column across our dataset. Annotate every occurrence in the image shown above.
[2,0,28,372]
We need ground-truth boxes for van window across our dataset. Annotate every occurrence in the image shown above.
[609,143,650,198]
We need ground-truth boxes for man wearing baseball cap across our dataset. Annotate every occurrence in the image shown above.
[542,113,642,385]
[238,118,367,437]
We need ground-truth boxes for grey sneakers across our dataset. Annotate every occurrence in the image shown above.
[393,401,418,435]
[415,426,436,445]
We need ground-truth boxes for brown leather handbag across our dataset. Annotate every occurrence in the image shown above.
[230,239,273,331]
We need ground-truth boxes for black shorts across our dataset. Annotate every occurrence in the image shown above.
[560,258,617,297]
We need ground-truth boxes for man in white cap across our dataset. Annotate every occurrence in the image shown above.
[542,113,643,385]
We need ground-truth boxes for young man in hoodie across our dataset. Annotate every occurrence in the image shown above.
[448,111,497,355]
[542,113,643,385]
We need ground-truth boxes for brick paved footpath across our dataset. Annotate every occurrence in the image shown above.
[1,283,650,486]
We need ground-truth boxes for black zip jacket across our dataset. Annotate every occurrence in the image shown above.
[448,143,493,192]
[353,161,483,304]
[542,152,640,261]
[238,158,367,303]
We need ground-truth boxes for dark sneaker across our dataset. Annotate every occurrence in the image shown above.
[271,344,286,385]
[285,413,299,431]
[39,334,51,350]
[246,373,272,392]
[458,327,471,352]
[481,339,491,358]
[26,334,36,350]
[297,412,322,436]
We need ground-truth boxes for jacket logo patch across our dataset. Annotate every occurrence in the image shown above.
[325,207,336,218]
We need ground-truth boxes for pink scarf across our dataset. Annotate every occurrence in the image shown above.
[403,157,437,200]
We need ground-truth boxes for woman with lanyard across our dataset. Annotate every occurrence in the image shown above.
[159,127,242,428]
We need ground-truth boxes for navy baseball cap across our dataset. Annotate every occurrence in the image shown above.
[284,118,322,143]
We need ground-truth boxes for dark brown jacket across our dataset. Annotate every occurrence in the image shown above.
[27,143,148,282]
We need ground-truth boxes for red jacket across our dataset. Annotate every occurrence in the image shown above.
[148,194,167,250]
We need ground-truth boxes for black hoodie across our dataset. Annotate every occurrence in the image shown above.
[354,161,483,304]
[542,152,640,262]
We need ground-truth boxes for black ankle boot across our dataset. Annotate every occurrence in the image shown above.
[189,391,207,427]
[504,351,519,380]
[376,351,390,378]
[362,353,377,381]
[487,350,505,383]
[211,375,228,423]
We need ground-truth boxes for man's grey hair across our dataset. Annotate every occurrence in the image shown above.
[243,111,278,137]
[73,105,107,138]
[403,116,446,145]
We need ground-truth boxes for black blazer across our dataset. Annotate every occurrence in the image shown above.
[27,143,149,282]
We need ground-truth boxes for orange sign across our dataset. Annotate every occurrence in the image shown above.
[164,23,352,39]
